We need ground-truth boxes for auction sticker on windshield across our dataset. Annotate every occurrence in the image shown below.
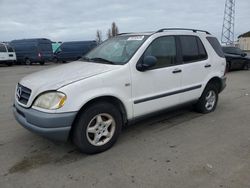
[127,36,144,41]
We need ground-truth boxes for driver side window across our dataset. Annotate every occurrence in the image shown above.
[143,36,177,69]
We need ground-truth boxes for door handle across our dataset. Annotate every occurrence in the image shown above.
[205,64,211,68]
[172,69,182,74]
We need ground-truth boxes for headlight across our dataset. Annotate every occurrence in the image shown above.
[33,92,67,110]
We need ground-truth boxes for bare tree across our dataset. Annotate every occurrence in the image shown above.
[96,30,102,44]
[107,29,112,39]
[107,22,119,39]
[111,22,119,37]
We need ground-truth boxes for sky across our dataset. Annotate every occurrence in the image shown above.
[0,0,249,42]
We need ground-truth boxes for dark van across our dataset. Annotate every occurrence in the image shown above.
[10,38,53,65]
[53,41,97,63]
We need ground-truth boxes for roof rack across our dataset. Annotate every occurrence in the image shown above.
[156,28,211,35]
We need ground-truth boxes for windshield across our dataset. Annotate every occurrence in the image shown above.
[222,47,242,55]
[83,35,148,65]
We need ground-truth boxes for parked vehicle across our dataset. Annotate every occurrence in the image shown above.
[0,43,16,66]
[53,41,97,63]
[13,28,227,154]
[222,46,250,71]
[52,42,62,53]
[10,38,53,65]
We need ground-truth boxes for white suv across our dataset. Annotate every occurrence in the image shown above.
[13,28,226,154]
[0,43,16,66]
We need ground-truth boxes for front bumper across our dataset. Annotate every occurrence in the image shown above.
[13,101,77,141]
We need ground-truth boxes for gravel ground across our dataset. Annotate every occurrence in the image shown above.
[0,64,250,188]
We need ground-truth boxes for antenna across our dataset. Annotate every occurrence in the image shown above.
[221,0,236,45]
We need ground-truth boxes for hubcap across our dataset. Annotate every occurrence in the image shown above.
[86,113,116,146]
[205,90,216,111]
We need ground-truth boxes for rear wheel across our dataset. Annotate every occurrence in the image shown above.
[25,58,32,65]
[226,62,231,72]
[6,62,13,66]
[195,84,219,114]
[73,102,122,154]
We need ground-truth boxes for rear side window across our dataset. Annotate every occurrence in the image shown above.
[0,44,7,52]
[180,36,207,63]
[206,37,225,58]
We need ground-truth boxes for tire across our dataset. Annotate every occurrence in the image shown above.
[195,84,219,114]
[226,62,231,72]
[39,61,45,65]
[242,63,249,70]
[53,57,58,63]
[73,102,123,154]
[6,62,13,66]
[25,58,32,65]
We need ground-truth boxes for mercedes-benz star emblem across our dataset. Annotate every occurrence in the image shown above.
[16,87,22,100]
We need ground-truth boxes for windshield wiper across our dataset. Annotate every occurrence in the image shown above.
[89,57,115,64]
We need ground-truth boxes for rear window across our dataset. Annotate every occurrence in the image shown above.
[222,47,242,55]
[7,46,14,52]
[180,36,208,63]
[0,44,7,52]
[206,37,225,58]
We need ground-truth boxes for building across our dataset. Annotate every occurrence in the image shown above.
[238,31,250,52]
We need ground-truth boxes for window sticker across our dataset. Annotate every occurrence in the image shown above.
[127,36,144,41]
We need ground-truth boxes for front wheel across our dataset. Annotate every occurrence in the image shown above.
[242,63,249,70]
[195,84,219,114]
[72,102,122,154]
[6,62,13,66]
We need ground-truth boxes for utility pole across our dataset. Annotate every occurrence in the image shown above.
[221,0,235,45]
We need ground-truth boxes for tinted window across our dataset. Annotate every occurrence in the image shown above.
[180,36,207,63]
[0,44,7,52]
[7,46,14,52]
[222,47,242,55]
[207,37,225,58]
[143,36,177,69]
[197,38,208,59]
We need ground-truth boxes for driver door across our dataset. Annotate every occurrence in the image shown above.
[130,36,183,117]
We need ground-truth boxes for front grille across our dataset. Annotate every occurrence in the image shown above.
[16,83,32,105]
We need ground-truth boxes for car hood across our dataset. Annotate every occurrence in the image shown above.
[20,61,121,94]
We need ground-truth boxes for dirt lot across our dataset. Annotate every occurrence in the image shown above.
[0,64,250,188]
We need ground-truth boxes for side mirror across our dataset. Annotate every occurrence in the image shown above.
[241,53,247,57]
[137,56,157,71]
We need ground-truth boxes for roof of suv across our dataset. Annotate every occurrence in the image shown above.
[119,28,212,37]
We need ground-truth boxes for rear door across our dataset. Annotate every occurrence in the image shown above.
[177,35,210,103]
[6,45,16,61]
[0,44,8,62]
[38,42,53,61]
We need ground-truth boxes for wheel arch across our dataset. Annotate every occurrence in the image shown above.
[69,96,128,139]
[206,77,223,93]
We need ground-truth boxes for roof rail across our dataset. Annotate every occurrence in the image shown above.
[156,28,211,35]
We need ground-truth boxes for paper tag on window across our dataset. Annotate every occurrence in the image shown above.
[127,36,144,41]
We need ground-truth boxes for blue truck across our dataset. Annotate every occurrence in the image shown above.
[10,38,53,65]
[53,41,97,63]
